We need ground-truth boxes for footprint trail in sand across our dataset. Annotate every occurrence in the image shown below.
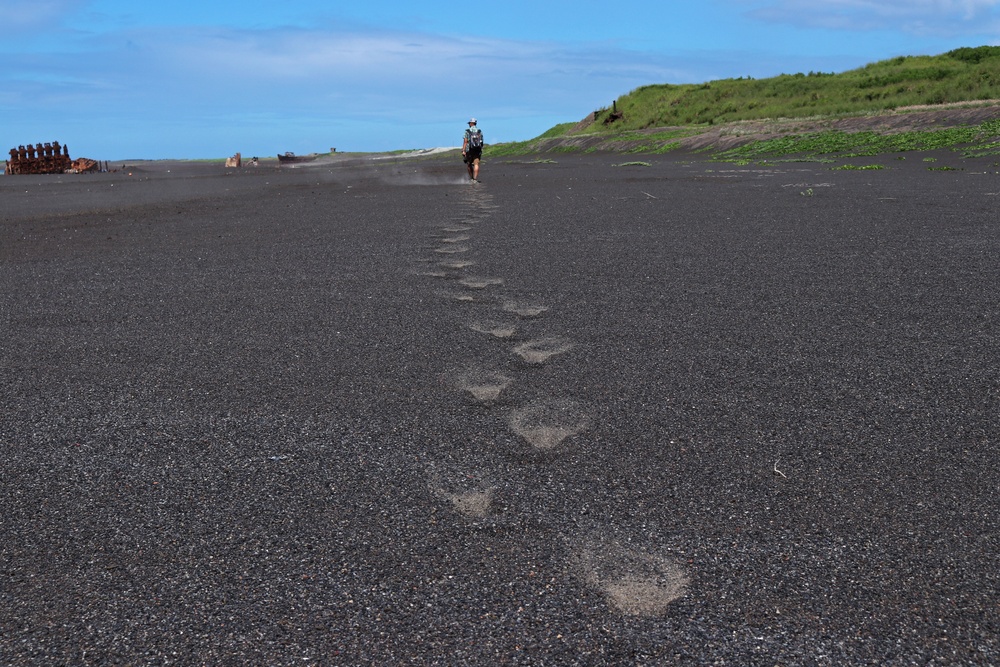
[413,181,688,617]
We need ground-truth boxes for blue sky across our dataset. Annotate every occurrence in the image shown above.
[2,0,998,160]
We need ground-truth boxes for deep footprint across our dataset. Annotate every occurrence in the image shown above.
[508,399,588,450]
[469,320,518,339]
[502,300,549,318]
[426,467,496,519]
[575,536,690,617]
[440,260,476,269]
[513,337,574,364]
[436,289,477,302]
[459,277,504,290]
[449,365,513,402]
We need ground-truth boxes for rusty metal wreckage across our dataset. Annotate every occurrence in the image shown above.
[4,141,103,175]
[5,141,71,174]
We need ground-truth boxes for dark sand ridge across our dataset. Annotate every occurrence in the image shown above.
[1,149,998,664]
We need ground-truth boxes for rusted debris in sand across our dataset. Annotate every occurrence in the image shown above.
[69,157,100,173]
[603,100,624,125]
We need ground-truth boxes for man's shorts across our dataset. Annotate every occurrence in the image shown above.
[464,150,481,165]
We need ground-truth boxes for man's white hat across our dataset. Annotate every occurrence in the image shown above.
[469,117,477,123]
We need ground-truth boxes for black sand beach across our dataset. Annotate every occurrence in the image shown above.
[2,151,998,664]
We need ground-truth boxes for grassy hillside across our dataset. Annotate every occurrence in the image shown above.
[593,46,1000,132]
[486,46,1000,160]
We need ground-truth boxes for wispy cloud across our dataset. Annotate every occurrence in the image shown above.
[743,0,1000,34]
[0,0,83,29]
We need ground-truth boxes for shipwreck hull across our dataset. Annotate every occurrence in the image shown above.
[277,152,318,164]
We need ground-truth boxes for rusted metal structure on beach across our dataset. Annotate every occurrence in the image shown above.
[5,141,73,175]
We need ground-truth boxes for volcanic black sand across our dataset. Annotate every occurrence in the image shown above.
[1,151,998,665]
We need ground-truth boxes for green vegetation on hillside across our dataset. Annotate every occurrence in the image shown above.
[594,46,1000,131]
[485,46,1000,160]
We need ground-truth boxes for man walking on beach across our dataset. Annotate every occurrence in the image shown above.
[463,118,483,183]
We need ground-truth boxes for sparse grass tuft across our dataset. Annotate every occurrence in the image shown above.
[831,163,885,170]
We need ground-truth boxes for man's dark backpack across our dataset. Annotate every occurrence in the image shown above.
[468,128,483,151]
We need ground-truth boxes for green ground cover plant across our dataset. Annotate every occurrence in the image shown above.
[831,164,885,170]
[713,118,1000,162]
[484,140,538,158]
